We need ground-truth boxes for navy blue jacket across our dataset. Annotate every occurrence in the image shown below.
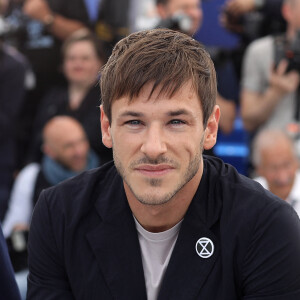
[27,156,300,299]
[0,226,21,300]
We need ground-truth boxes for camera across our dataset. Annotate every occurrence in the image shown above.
[274,30,300,73]
[156,12,192,34]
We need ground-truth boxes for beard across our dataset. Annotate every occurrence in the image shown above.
[113,135,204,206]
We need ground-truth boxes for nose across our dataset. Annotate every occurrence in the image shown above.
[140,124,167,160]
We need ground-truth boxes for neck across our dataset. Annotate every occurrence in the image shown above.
[126,161,203,233]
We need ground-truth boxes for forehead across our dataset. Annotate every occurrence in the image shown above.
[111,81,202,116]
[261,141,295,164]
[51,124,85,144]
[64,40,95,55]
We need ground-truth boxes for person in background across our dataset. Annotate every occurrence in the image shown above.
[252,128,300,216]
[224,0,284,20]
[240,0,300,133]
[27,28,300,299]
[0,40,26,221]
[2,115,99,300]
[6,0,92,170]
[0,226,21,300]
[156,0,236,134]
[28,30,112,165]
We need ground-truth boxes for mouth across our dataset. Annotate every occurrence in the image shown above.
[134,164,175,177]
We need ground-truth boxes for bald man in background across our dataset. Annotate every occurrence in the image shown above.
[252,128,300,216]
[2,116,99,299]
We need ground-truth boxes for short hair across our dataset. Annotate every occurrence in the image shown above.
[61,29,108,63]
[252,129,296,167]
[100,28,217,126]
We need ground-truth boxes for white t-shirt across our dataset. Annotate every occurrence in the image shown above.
[134,217,183,300]
[2,163,40,238]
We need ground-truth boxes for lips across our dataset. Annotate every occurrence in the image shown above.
[134,164,174,177]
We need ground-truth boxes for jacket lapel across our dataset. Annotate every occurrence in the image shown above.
[158,161,222,299]
[158,217,220,299]
[86,172,147,299]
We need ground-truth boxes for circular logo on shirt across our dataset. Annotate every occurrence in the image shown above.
[195,237,214,258]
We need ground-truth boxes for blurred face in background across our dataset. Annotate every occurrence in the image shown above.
[157,0,203,35]
[44,118,90,172]
[258,140,298,201]
[63,40,102,87]
[282,0,300,36]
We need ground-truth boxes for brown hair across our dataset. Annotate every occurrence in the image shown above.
[100,28,217,126]
[61,29,108,64]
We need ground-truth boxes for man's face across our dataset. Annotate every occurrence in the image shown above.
[157,0,203,35]
[258,142,298,200]
[63,40,102,86]
[48,126,90,172]
[101,81,219,206]
[283,0,300,33]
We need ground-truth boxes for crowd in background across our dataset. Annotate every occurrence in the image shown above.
[1,0,300,298]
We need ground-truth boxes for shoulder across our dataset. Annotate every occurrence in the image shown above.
[12,163,41,190]
[204,156,289,217]
[18,163,40,179]
[245,35,274,56]
[36,161,119,220]
[42,86,67,102]
[253,175,268,189]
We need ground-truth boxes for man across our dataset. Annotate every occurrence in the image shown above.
[0,226,21,300]
[252,128,300,216]
[2,116,99,299]
[156,0,236,134]
[27,29,300,299]
[156,0,203,36]
[241,0,300,132]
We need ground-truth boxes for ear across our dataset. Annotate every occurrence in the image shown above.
[42,143,56,159]
[100,105,113,148]
[203,105,220,150]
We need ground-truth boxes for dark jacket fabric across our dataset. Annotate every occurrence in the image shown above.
[27,156,300,299]
[0,226,21,300]
[0,47,26,220]
[29,85,112,165]
[0,48,26,168]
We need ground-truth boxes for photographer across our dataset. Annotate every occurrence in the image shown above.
[241,0,300,133]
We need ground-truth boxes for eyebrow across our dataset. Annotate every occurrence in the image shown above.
[167,109,192,117]
[118,109,192,118]
[119,111,144,118]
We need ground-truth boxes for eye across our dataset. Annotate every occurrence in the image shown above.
[169,119,186,125]
[125,120,141,126]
